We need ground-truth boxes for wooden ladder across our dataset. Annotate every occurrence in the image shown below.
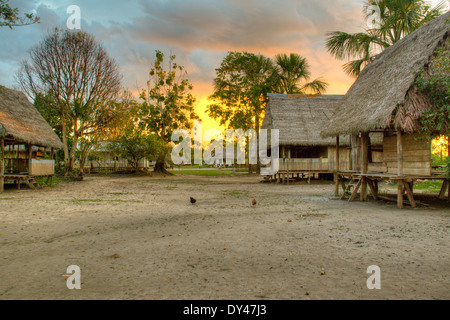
[341,177,362,201]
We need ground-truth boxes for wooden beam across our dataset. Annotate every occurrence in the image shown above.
[336,136,340,171]
[439,179,449,199]
[361,132,369,201]
[397,130,403,176]
[0,137,4,193]
[27,144,33,176]
[335,136,340,196]
[349,179,362,202]
[396,130,404,208]
[397,180,404,209]
[367,179,379,200]
[339,179,347,193]
[403,181,417,208]
[348,136,353,171]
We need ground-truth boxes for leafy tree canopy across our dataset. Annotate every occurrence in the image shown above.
[0,0,39,28]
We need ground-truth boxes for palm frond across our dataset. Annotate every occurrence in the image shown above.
[325,31,377,60]
[342,58,370,78]
[301,78,329,95]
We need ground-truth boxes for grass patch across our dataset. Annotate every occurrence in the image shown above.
[385,180,444,193]
[413,180,444,193]
[35,176,61,187]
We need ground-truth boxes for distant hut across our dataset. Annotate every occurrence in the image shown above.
[262,94,364,184]
[321,12,450,208]
[87,142,156,173]
[0,86,63,192]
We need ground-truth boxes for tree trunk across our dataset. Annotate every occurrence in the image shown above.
[154,153,171,174]
[132,157,140,174]
[61,112,70,172]
[79,159,85,179]
[255,114,261,175]
[68,134,79,174]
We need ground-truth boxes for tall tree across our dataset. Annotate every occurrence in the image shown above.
[76,91,138,176]
[326,0,447,77]
[138,50,198,173]
[208,51,277,173]
[0,0,39,28]
[274,53,328,94]
[17,28,122,173]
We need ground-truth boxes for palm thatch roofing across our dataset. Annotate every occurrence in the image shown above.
[0,85,63,149]
[262,94,350,146]
[322,12,450,138]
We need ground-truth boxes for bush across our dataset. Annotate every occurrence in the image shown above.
[416,44,450,175]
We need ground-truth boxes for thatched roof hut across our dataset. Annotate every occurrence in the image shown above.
[262,94,349,146]
[321,12,450,138]
[0,85,63,149]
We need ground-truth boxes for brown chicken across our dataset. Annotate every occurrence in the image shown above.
[252,199,257,206]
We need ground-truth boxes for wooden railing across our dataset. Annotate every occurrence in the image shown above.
[274,158,353,172]
[278,158,330,171]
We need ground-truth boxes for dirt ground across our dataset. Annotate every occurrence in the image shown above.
[0,174,449,300]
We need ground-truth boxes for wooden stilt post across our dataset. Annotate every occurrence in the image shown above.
[0,137,4,193]
[397,180,404,209]
[397,130,404,208]
[403,181,417,208]
[348,136,353,171]
[397,130,403,177]
[367,180,379,200]
[448,179,450,201]
[448,136,449,200]
[27,144,33,176]
[361,132,369,201]
[439,179,449,199]
[50,147,54,185]
[335,136,340,196]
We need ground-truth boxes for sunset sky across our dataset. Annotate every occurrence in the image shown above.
[1,0,448,133]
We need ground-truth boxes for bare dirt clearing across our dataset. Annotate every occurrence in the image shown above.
[0,174,448,300]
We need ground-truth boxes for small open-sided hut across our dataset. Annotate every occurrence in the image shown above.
[261,94,353,184]
[0,86,63,192]
[321,12,450,208]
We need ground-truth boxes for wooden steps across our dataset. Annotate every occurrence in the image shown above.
[340,177,362,201]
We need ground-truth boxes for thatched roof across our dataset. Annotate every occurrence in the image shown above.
[322,12,450,138]
[262,94,349,146]
[0,85,63,148]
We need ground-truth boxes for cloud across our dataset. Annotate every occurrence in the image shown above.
[0,0,366,98]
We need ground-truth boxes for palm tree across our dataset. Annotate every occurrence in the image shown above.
[326,0,447,77]
[274,53,329,94]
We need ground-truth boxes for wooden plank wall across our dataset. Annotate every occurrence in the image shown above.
[328,146,352,171]
[30,160,55,176]
[383,134,431,176]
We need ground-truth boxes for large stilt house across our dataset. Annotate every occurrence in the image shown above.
[321,12,450,208]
